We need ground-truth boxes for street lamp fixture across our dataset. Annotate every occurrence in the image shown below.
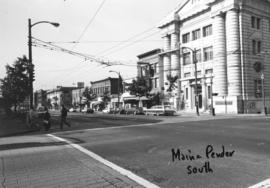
[182,46,200,116]
[109,70,121,109]
[28,18,60,109]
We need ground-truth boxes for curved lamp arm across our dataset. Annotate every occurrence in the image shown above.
[31,21,60,28]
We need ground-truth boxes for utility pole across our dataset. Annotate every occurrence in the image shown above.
[182,46,200,116]
[210,75,215,116]
[28,19,33,109]
[117,73,120,108]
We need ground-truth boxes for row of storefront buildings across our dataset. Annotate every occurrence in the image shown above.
[35,0,270,114]
[34,78,123,110]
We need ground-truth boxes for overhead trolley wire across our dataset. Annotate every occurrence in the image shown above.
[71,0,107,50]
[96,26,157,56]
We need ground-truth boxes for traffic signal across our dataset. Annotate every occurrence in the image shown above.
[28,64,35,82]
[32,64,35,81]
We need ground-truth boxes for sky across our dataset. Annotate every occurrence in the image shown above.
[0,0,181,90]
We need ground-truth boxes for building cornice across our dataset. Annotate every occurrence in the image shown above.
[137,49,161,59]
[91,77,119,85]
[158,48,179,56]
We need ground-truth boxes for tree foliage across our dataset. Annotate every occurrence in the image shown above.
[0,55,30,110]
[102,91,111,104]
[127,77,150,97]
[166,75,178,92]
[82,87,96,102]
[151,92,161,106]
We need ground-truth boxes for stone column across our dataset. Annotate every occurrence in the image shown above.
[226,9,242,96]
[163,55,171,92]
[171,32,179,50]
[164,35,171,51]
[159,57,164,91]
[171,33,180,77]
[171,53,180,77]
[171,32,181,109]
[202,77,207,111]
[213,13,228,96]
[163,35,171,92]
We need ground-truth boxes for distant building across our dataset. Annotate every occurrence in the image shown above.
[46,86,78,109]
[77,82,85,88]
[91,77,123,98]
[72,88,86,107]
[90,77,123,109]
[137,49,162,95]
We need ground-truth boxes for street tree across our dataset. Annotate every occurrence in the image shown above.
[0,55,30,111]
[128,77,151,97]
[127,77,151,107]
[151,92,162,106]
[82,87,96,105]
[52,96,59,109]
[102,91,111,104]
[166,75,178,92]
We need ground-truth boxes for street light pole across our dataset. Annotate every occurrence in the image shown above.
[193,50,200,116]
[28,18,59,109]
[261,73,267,115]
[210,75,215,116]
[182,47,200,116]
[117,73,120,108]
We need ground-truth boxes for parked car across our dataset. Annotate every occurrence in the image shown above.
[69,108,76,112]
[102,107,111,113]
[82,107,94,114]
[144,105,176,116]
[125,107,144,115]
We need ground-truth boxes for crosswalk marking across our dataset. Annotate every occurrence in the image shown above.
[249,179,270,188]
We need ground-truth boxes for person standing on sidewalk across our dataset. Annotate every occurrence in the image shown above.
[60,105,71,130]
[43,107,51,131]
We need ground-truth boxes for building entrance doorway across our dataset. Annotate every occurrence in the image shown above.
[191,85,202,109]
[197,85,202,108]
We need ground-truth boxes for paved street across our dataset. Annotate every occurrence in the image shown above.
[54,115,270,188]
[1,114,270,188]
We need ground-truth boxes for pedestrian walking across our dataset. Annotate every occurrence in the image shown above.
[27,107,34,128]
[43,107,51,131]
[60,105,71,130]
[28,107,40,129]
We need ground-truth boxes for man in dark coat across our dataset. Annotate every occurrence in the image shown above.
[60,105,71,130]
[43,107,51,131]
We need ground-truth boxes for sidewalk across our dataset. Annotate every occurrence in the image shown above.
[0,134,145,188]
[0,114,38,137]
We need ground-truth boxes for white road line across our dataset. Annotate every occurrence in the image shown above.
[58,122,157,134]
[47,134,160,188]
[248,179,270,188]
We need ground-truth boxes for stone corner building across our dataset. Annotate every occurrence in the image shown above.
[158,0,270,114]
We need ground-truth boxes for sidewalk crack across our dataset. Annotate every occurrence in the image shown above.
[1,157,6,188]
